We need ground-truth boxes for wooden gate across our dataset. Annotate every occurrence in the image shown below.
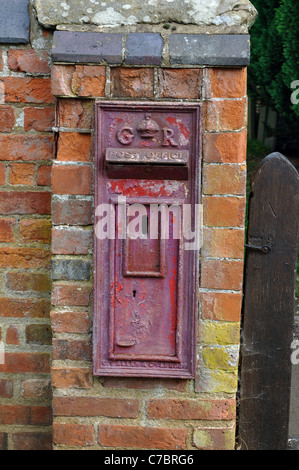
[238,152,299,450]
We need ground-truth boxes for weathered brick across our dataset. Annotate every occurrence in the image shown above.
[98,424,187,450]
[0,192,51,215]
[51,164,93,195]
[203,196,246,228]
[25,324,52,345]
[0,135,53,161]
[0,52,3,70]
[0,353,50,373]
[53,423,95,447]
[111,67,154,98]
[0,432,8,451]
[200,291,243,322]
[102,377,188,392]
[0,379,13,398]
[206,68,247,99]
[0,247,50,268]
[13,433,52,451]
[6,325,20,345]
[52,339,91,361]
[203,164,246,195]
[0,162,5,185]
[201,259,244,291]
[53,396,139,418]
[201,345,239,371]
[204,98,247,132]
[0,218,16,242]
[24,107,55,132]
[21,379,52,400]
[0,405,30,425]
[52,198,93,225]
[146,399,236,421]
[0,105,15,132]
[51,367,93,389]
[0,298,50,318]
[202,228,244,258]
[7,49,50,75]
[50,311,91,334]
[57,99,94,129]
[52,227,92,255]
[9,162,35,186]
[193,426,236,450]
[3,77,54,104]
[203,131,247,163]
[51,283,91,307]
[158,68,202,99]
[19,219,51,243]
[51,64,106,97]
[195,369,238,394]
[57,132,92,161]
[30,406,52,425]
[51,259,91,281]
[199,321,240,345]
[37,165,51,186]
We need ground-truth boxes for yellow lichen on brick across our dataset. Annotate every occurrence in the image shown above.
[199,320,240,345]
[202,346,239,371]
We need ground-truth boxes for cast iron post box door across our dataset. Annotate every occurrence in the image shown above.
[93,102,201,378]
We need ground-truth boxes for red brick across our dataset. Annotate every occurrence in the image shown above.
[52,339,92,361]
[51,164,92,195]
[24,107,55,132]
[51,64,106,97]
[203,164,246,195]
[0,218,15,242]
[0,432,8,451]
[6,325,20,345]
[50,310,91,334]
[53,396,139,418]
[0,105,15,132]
[146,398,236,420]
[111,67,154,98]
[57,132,92,161]
[204,99,247,132]
[13,433,52,451]
[206,68,247,99]
[0,298,50,318]
[204,131,247,163]
[202,228,245,258]
[158,68,202,99]
[57,99,94,129]
[9,162,35,185]
[0,247,50,268]
[98,424,187,450]
[52,198,93,225]
[51,367,93,389]
[30,406,52,425]
[200,291,243,322]
[3,77,54,104]
[7,49,50,74]
[0,379,13,398]
[203,196,246,227]
[19,219,51,243]
[37,165,51,186]
[53,422,95,447]
[0,162,5,185]
[0,405,30,425]
[201,259,244,291]
[0,52,3,71]
[52,227,92,254]
[103,377,188,392]
[0,135,53,161]
[0,353,50,373]
[25,324,52,345]
[21,379,51,400]
[6,272,51,292]
[0,191,51,214]
[51,283,91,306]
[193,426,236,450]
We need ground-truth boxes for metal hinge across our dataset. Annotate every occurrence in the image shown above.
[245,243,272,254]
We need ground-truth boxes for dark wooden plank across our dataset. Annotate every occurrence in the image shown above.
[238,153,299,450]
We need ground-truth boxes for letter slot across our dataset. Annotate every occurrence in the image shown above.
[93,102,201,378]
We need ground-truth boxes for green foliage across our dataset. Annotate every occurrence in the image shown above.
[249,0,299,119]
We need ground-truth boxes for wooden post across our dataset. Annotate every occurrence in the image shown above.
[238,153,299,450]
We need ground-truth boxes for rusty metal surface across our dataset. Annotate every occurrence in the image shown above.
[93,101,202,378]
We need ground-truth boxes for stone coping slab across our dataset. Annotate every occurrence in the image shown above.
[0,0,30,44]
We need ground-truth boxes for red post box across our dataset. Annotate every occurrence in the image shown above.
[93,101,201,378]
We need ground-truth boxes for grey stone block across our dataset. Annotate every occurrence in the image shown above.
[0,0,30,44]
[125,33,163,65]
[51,259,91,281]
[169,34,251,66]
[51,30,123,64]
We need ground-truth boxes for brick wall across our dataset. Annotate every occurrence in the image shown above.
[0,17,53,450]
[50,62,247,450]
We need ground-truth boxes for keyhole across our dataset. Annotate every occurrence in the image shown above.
[133,290,136,298]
